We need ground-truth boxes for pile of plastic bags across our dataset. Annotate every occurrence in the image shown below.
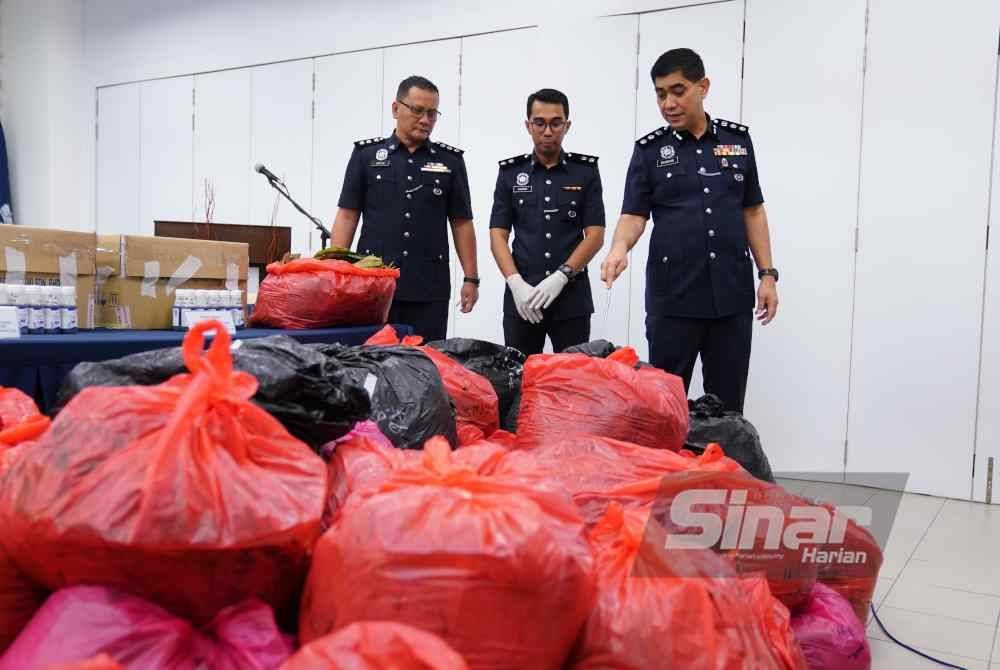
[0,329,883,670]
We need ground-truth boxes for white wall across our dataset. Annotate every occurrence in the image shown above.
[6,0,1000,499]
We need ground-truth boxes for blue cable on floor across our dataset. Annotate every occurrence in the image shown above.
[869,604,969,669]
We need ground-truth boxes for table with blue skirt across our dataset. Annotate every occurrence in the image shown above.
[0,324,412,413]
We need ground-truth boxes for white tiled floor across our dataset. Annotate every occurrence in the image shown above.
[776,479,1000,669]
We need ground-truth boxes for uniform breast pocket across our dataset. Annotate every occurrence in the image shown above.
[652,165,690,205]
[722,163,746,195]
[556,191,582,224]
[421,171,451,198]
[513,192,537,221]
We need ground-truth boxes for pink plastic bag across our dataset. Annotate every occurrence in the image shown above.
[791,583,871,670]
[0,586,294,670]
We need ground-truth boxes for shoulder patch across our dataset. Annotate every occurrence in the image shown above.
[635,127,668,145]
[498,153,531,167]
[433,140,464,155]
[715,119,749,134]
[354,136,384,148]
[565,152,599,166]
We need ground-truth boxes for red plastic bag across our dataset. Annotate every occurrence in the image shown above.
[0,544,47,653]
[738,574,810,670]
[517,348,688,451]
[508,435,743,523]
[570,504,806,670]
[791,583,871,670]
[250,258,400,329]
[281,622,468,670]
[0,388,50,448]
[0,586,294,670]
[323,421,418,526]
[301,438,595,670]
[814,504,883,624]
[364,326,501,441]
[0,321,328,625]
[651,469,819,610]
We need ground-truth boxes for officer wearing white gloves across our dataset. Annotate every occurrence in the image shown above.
[489,89,605,354]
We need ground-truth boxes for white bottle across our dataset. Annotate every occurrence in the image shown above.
[172,289,187,330]
[26,285,45,334]
[60,286,78,334]
[8,284,28,334]
[229,289,245,330]
[192,290,209,323]
[43,286,61,334]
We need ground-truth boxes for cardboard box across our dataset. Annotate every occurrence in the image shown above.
[0,225,98,329]
[96,234,249,330]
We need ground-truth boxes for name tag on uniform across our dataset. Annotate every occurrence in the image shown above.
[656,158,679,167]
[421,162,451,174]
[370,160,391,167]
[713,144,748,156]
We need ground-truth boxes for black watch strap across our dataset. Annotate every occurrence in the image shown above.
[758,268,779,282]
[463,276,481,286]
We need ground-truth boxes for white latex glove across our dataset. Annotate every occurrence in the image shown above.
[507,273,542,324]
[528,270,569,311]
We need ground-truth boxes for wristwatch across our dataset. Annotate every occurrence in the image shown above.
[463,276,481,286]
[758,268,779,282]
[557,264,579,280]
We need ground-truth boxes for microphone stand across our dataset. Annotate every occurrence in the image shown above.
[261,175,331,250]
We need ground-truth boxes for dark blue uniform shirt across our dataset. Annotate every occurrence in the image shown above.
[489,151,605,321]
[338,133,473,302]
[622,117,764,318]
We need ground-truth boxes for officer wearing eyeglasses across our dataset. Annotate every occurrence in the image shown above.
[601,49,779,413]
[331,75,479,342]
[489,88,605,355]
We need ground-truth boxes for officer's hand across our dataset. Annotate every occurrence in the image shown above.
[528,271,569,311]
[601,246,629,289]
[506,274,542,324]
[458,282,479,313]
[756,278,779,325]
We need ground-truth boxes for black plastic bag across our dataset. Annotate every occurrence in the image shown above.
[425,339,525,421]
[562,339,618,358]
[685,394,774,482]
[316,343,457,449]
[57,335,371,449]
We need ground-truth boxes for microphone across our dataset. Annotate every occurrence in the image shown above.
[254,163,281,183]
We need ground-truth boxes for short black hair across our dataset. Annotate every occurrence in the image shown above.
[526,88,569,119]
[397,75,439,100]
[650,48,705,83]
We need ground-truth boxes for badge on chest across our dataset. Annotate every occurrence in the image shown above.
[656,144,679,168]
[370,147,391,167]
[713,144,748,157]
[513,171,532,194]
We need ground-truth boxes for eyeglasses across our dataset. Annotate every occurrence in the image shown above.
[530,118,567,131]
[397,99,441,121]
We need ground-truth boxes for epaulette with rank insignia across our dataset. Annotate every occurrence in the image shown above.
[498,154,531,167]
[432,140,464,155]
[635,127,667,145]
[566,152,599,165]
[715,119,749,134]
[354,136,384,147]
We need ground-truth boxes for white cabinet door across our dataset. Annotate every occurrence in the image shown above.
[96,84,140,235]
[139,76,194,235]
[193,69,252,225]
[848,0,998,498]
[313,50,384,251]
[250,60,315,255]
[630,1,746,383]
[973,51,1000,503]
[741,0,867,474]
[452,28,544,343]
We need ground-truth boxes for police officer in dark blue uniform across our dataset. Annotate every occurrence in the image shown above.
[331,75,480,342]
[601,49,779,413]
[489,89,605,355]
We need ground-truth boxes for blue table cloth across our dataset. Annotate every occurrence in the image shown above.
[0,324,411,413]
